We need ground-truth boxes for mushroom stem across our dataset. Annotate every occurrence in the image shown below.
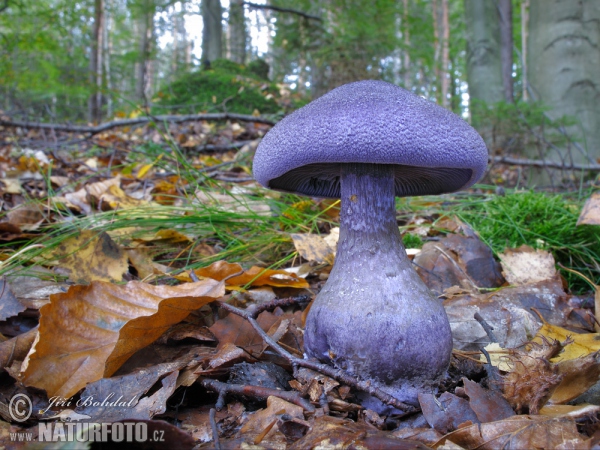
[304,162,453,406]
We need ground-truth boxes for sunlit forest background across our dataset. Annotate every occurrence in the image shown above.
[1,0,599,187]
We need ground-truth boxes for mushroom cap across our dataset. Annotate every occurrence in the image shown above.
[253,80,488,198]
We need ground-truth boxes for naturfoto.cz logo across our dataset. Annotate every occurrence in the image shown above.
[6,393,164,444]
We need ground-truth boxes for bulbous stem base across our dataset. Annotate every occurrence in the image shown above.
[303,163,453,406]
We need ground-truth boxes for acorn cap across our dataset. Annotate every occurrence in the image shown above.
[253,80,488,198]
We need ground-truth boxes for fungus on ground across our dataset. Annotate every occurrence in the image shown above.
[252,80,488,407]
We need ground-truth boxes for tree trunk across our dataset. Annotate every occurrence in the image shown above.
[432,0,449,108]
[202,0,223,64]
[402,0,410,90]
[528,0,600,166]
[464,0,504,106]
[440,0,449,108]
[88,0,104,123]
[135,1,155,105]
[521,0,529,100]
[498,0,513,103]
[228,0,246,64]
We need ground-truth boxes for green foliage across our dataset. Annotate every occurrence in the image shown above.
[455,191,600,292]
[471,100,580,169]
[153,59,281,115]
[402,232,423,249]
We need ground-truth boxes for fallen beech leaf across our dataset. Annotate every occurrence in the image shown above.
[438,415,587,449]
[209,311,283,357]
[179,260,308,289]
[463,378,515,422]
[74,361,186,422]
[290,233,334,264]
[577,192,600,225]
[22,278,224,398]
[194,190,270,215]
[499,245,556,285]
[550,351,600,404]
[0,327,37,368]
[534,322,600,362]
[127,248,172,279]
[415,234,504,295]
[100,184,152,210]
[50,230,128,283]
[5,204,44,231]
[0,278,27,320]
[419,392,479,434]
[240,396,304,439]
[540,403,600,418]
[289,415,429,450]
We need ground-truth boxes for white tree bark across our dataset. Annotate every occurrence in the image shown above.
[528,0,600,164]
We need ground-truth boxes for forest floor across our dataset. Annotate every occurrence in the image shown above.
[0,115,599,449]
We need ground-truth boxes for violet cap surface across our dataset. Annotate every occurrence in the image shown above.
[253,80,488,197]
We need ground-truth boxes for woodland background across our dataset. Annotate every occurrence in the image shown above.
[2,0,600,187]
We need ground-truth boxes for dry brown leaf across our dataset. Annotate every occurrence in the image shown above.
[180,260,309,289]
[539,403,600,418]
[415,234,504,295]
[290,233,334,264]
[50,230,128,283]
[21,278,224,398]
[0,327,37,369]
[437,415,587,449]
[0,278,27,320]
[534,321,600,362]
[240,396,304,439]
[551,351,600,404]
[577,192,600,225]
[194,190,270,215]
[99,184,152,210]
[419,392,479,434]
[289,415,429,450]
[463,378,515,422]
[499,338,565,414]
[5,204,44,231]
[499,245,557,285]
[127,248,172,280]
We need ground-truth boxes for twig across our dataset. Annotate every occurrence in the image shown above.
[215,300,416,413]
[251,295,312,316]
[0,113,276,135]
[209,408,221,450]
[491,156,600,171]
[474,312,498,343]
[202,378,315,412]
[243,1,322,21]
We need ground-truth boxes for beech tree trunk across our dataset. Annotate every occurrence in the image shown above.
[528,0,600,165]
[228,0,246,64]
[432,0,449,108]
[135,1,155,105]
[464,0,504,106]
[202,0,223,63]
[88,0,104,123]
[498,0,513,103]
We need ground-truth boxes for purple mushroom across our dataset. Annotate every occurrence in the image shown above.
[252,80,488,407]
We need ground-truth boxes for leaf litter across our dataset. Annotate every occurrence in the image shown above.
[0,119,599,448]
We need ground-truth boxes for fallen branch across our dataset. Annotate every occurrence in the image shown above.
[209,408,221,450]
[491,156,600,171]
[215,300,416,413]
[201,378,315,412]
[0,113,276,135]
